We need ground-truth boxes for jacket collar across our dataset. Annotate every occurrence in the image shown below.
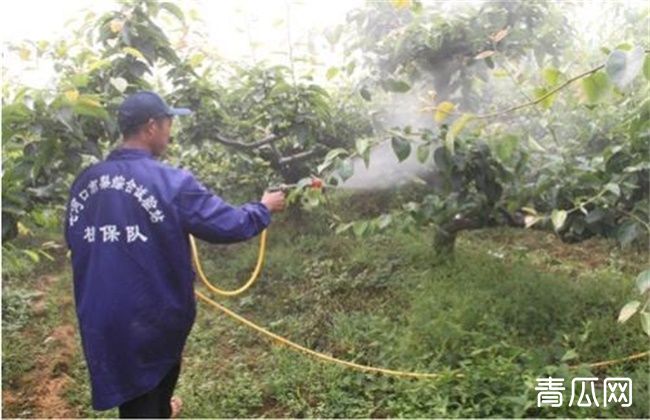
[107,147,154,161]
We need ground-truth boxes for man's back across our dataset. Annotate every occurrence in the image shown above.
[65,147,271,409]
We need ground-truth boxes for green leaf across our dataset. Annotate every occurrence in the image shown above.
[641,312,650,337]
[70,74,89,88]
[37,249,55,262]
[123,47,146,61]
[624,162,650,172]
[315,161,329,174]
[381,78,411,93]
[88,58,111,72]
[433,147,451,172]
[524,215,543,228]
[337,160,354,181]
[604,182,620,197]
[581,71,610,104]
[377,214,392,229]
[560,349,578,362]
[495,134,518,162]
[585,208,605,224]
[160,2,185,22]
[326,67,339,80]
[21,249,40,263]
[300,190,321,209]
[618,300,640,323]
[606,47,645,89]
[110,77,128,93]
[352,221,368,237]
[324,25,343,46]
[2,103,31,125]
[533,87,556,109]
[64,89,79,103]
[527,135,546,152]
[542,67,561,86]
[391,136,411,162]
[644,55,650,81]
[355,139,371,168]
[490,28,509,43]
[617,222,641,247]
[359,87,372,101]
[416,144,430,163]
[189,53,205,68]
[335,222,353,235]
[551,209,567,231]
[636,270,650,294]
[324,148,348,163]
[73,96,108,119]
[434,101,455,123]
[445,113,473,154]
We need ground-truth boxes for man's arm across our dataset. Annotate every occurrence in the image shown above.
[174,173,285,244]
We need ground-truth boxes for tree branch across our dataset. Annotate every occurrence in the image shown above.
[278,148,322,165]
[212,132,283,150]
[422,49,650,120]
[477,64,603,119]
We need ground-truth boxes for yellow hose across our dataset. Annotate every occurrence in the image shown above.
[190,231,455,379]
[189,231,650,378]
[574,350,650,370]
[190,230,267,296]
[195,290,458,379]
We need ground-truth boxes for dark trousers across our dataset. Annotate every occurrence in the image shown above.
[119,362,181,418]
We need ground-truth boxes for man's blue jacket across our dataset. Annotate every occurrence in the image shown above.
[64,147,271,410]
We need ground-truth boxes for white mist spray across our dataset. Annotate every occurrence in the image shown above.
[336,83,445,191]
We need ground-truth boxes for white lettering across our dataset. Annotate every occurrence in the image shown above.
[126,225,148,243]
[149,209,165,223]
[99,225,120,242]
[124,179,137,194]
[111,175,126,190]
[88,179,99,194]
[141,195,158,211]
[133,185,148,202]
[99,175,111,189]
[83,226,96,243]
[603,378,632,407]
[535,377,565,408]
[70,198,84,213]
[569,377,600,408]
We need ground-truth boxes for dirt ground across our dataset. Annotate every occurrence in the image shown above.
[3,275,79,418]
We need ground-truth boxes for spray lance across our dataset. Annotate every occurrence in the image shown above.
[266,176,325,193]
[190,176,329,294]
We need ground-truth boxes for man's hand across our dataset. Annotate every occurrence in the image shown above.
[261,190,286,213]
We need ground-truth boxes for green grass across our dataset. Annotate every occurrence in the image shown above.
[178,224,649,418]
[3,222,649,417]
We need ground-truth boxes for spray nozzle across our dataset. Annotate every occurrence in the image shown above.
[267,177,326,193]
[266,184,296,193]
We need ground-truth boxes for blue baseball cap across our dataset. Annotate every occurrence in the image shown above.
[118,91,192,133]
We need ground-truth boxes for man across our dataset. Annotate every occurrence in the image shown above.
[64,91,286,417]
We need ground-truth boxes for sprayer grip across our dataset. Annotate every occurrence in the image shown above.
[266,185,288,193]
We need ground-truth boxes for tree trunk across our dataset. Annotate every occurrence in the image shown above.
[433,209,526,257]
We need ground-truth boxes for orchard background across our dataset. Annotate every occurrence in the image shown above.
[2,0,649,417]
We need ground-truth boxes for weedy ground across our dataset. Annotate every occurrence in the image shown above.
[3,214,648,418]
